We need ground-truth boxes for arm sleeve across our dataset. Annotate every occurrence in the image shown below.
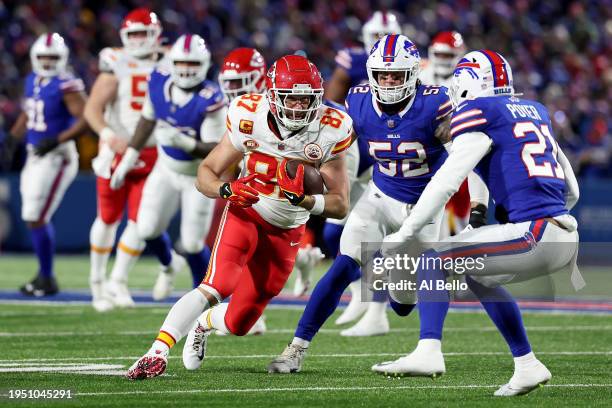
[200,106,228,143]
[468,170,489,205]
[557,146,580,210]
[397,131,493,238]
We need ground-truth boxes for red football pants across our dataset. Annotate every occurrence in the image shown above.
[201,204,305,335]
[96,147,157,224]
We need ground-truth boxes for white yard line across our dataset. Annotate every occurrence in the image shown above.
[0,350,610,365]
[66,383,612,396]
[2,325,612,337]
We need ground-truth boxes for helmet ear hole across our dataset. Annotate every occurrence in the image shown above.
[461,90,468,98]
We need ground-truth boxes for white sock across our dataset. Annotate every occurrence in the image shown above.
[291,337,310,349]
[348,280,362,301]
[110,221,145,283]
[362,301,387,319]
[89,218,118,284]
[156,288,210,349]
[514,351,537,370]
[415,339,442,354]
[203,303,230,334]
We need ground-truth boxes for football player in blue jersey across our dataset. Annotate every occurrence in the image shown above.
[267,34,460,373]
[371,50,580,396]
[325,11,403,334]
[10,33,88,296]
[111,34,226,295]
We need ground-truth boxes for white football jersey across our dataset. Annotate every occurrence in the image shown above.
[99,47,164,147]
[419,59,452,87]
[227,94,353,229]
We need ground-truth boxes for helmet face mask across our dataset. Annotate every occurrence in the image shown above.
[169,34,211,89]
[265,55,323,131]
[218,48,266,102]
[367,34,421,104]
[30,33,69,77]
[120,8,162,58]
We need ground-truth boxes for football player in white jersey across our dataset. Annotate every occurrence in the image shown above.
[10,33,88,296]
[126,55,352,379]
[84,8,176,312]
[111,34,226,303]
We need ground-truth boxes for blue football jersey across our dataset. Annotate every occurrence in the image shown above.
[334,47,369,88]
[23,73,85,146]
[346,84,453,203]
[450,96,568,222]
[148,70,225,161]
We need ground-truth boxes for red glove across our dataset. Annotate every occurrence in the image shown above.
[219,173,260,207]
[277,158,305,205]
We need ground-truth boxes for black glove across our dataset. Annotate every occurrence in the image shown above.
[34,139,59,156]
[468,204,488,229]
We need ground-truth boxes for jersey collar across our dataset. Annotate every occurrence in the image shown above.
[370,92,415,119]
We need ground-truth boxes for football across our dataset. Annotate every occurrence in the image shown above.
[285,159,325,195]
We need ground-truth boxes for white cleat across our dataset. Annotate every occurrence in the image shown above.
[267,343,307,374]
[182,319,212,370]
[494,360,552,396]
[153,251,186,301]
[216,315,266,336]
[292,246,324,297]
[371,348,446,378]
[106,279,135,308]
[90,281,114,312]
[340,309,389,337]
[126,347,168,380]
[335,280,368,325]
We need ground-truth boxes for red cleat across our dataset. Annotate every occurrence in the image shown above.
[126,349,168,380]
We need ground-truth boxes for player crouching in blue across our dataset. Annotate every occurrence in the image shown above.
[10,33,88,296]
[372,50,580,396]
[268,34,460,373]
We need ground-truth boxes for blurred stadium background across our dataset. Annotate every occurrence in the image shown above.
[0,0,610,253]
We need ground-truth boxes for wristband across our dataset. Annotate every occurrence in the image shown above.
[100,127,115,143]
[309,194,325,215]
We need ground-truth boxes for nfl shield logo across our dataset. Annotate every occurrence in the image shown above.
[278,143,286,151]
[387,119,396,129]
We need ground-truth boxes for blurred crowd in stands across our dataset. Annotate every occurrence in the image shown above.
[0,0,610,176]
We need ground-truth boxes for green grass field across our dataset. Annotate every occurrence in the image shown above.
[1,255,611,407]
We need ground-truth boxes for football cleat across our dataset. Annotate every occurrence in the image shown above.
[20,275,59,297]
[152,251,186,301]
[216,315,266,336]
[126,347,168,380]
[106,279,135,308]
[292,245,324,296]
[267,343,307,374]
[494,360,551,396]
[340,307,389,337]
[182,319,212,370]
[335,281,367,325]
[371,348,445,378]
[90,280,114,312]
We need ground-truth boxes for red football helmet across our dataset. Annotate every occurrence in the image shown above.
[219,48,267,102]
[266,55,323,131]
[120,8,162,57]
[428,31,465,78]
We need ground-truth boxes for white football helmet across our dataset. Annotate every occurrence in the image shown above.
[168,34,211,89]
[362,11,402,54]
[30,33,69,77]
[367,34,421,104]
[449,50,515,107]
[119,8,162,58]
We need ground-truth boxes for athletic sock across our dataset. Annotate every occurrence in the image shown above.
[30,223,55,279]
[89,218,118,283]
[466,276,532,357]
[291,337,310,348]
[186,246,211,288]
[202,302,229,334]
[295,254,361,341]
[146,232,172,266]
[417,251,450,340]
[110,221,144,283]
[154,288,210,352]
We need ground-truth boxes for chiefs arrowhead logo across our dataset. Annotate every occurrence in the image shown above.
[239,119,254,135]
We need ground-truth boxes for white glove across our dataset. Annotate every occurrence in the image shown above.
[92,143,115,179]
[157,128,197,152]
[100,127,128,154]
[110,147,139,190]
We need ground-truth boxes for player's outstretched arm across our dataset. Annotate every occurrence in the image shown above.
[129,116,156,151]
[303,152,350,220]
[196,132,244,198]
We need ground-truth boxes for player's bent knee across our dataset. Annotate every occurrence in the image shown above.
[181,239,204,254]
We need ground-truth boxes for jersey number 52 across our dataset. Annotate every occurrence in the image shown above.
[368,141,429,177]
